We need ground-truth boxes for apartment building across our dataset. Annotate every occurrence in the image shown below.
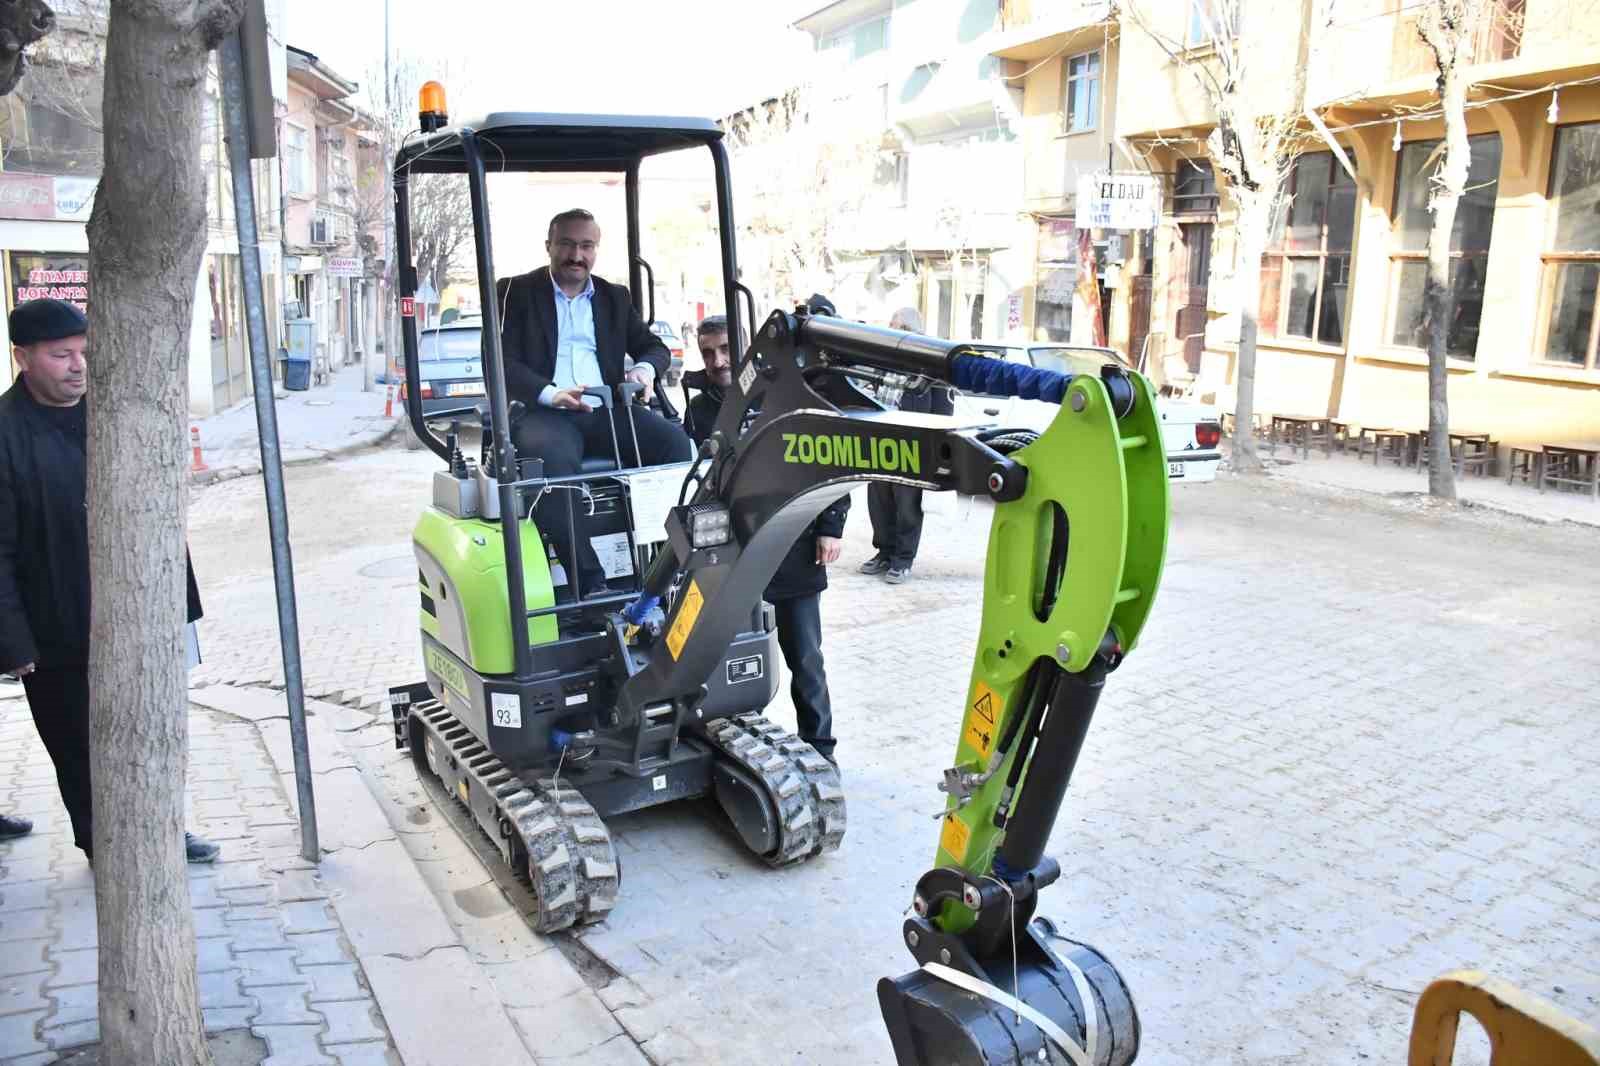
[1116,0,1600,446]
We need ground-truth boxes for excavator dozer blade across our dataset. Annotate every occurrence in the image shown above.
[878,919,1139,1066]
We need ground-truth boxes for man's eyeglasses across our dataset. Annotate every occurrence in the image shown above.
[552,239,598,254]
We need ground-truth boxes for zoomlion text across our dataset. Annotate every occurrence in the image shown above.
[781,432,921,475]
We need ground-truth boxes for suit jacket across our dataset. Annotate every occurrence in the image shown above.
[0,378,202,672]
[495,266,670,408]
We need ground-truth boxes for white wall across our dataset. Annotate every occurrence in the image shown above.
[187,265,214,416]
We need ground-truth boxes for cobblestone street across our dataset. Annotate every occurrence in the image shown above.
[24,444,1599,1064]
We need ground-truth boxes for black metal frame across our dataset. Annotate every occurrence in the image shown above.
[394,117,747,683]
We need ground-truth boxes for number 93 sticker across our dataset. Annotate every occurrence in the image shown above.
[490,692,522,729]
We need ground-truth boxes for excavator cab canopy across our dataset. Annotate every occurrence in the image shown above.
[391,110,748,465]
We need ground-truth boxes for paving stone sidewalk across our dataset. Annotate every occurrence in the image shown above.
[0,691,399,1066]
[190,363,399,486]
[1251,443,1600,527]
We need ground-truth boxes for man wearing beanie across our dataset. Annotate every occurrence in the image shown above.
[0,297,219,866]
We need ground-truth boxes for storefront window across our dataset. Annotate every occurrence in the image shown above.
[1035,218,1077,343]
[1542,122,1600,368]
[1388,134,1501,359]
[1261,151,1357,346]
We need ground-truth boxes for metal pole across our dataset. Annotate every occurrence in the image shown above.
[220,31,320,862]
[368,0,392,393]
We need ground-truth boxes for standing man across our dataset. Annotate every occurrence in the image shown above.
[0,298,218,865]
[859,307,953,584]
[684,315,846,766]
[496,209,692,593]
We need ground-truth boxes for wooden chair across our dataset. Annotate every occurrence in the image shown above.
[1456,438,1497,478]
[1408,971,1600,1066]
[1505,446,1542,487]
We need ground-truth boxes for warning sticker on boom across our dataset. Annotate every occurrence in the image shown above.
[961,681,1002,757]
[940,813,971,863]
[666,579,705,660]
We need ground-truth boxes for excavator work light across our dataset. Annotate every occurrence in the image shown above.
[687,503,731,549]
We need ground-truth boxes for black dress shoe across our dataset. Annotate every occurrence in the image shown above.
[0,814,32,838]
[185,832,221,864]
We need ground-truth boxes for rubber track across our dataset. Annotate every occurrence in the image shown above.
[413,702,619,933]
[705,712,846,866]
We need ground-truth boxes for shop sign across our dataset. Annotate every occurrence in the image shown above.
[53,178,97,222]
[326,256,364,278]
[1075,173,1162,231]
[0,173,55,220]
[0,173,100,222]
[9,252,90,312]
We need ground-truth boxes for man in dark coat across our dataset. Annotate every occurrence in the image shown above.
[0,298,218,865]
[495,208,692,593]
[683,315,846,764]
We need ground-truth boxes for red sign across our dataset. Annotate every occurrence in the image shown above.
[400,296,415,318]
[0,173,56,221]
[9,252,89,313]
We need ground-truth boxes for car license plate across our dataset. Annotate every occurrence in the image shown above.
[447,383,483,397]
[1168,461,1185,478]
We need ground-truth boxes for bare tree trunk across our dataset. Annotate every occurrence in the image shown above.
[86,1,242,1062]
[1230,199,1268,473]
[1420,9,1477,502]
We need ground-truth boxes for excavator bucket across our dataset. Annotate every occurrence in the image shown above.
[878,918,1139,1066]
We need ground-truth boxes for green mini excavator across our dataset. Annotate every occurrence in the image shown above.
[387,91,1167,1065]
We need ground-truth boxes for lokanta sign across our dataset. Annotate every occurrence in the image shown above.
[10,253,89,312]
[1075,173,1161,231]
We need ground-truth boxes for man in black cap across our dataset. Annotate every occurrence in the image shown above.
[0,297,218,865]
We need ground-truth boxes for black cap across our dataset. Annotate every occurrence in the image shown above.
[10,298,87,346]
[803,293,837,317]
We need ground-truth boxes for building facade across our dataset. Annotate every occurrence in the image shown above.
[0,5,387,418]
[284,46,383,384]
[0,0,294,415]
[748,0,1032,341]
[987,0,1144,354]
[1116,0,1600,447]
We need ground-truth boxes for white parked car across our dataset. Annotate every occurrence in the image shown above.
[950,343,1223,483]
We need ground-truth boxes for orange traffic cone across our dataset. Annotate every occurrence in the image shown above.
[190,425,209,473]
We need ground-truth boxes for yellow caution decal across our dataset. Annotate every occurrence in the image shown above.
[939,812,971,863]
[666,579,705,660]
[961,680,1002,758]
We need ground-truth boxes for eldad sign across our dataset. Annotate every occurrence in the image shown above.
[1075,172,1161,230]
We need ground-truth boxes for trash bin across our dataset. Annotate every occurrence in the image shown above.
[283,355,311,392]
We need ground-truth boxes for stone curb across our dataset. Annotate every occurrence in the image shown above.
[188,416,403,488]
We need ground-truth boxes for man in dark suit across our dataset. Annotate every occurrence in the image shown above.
[496,209,692,594]
[497,208,689,473]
